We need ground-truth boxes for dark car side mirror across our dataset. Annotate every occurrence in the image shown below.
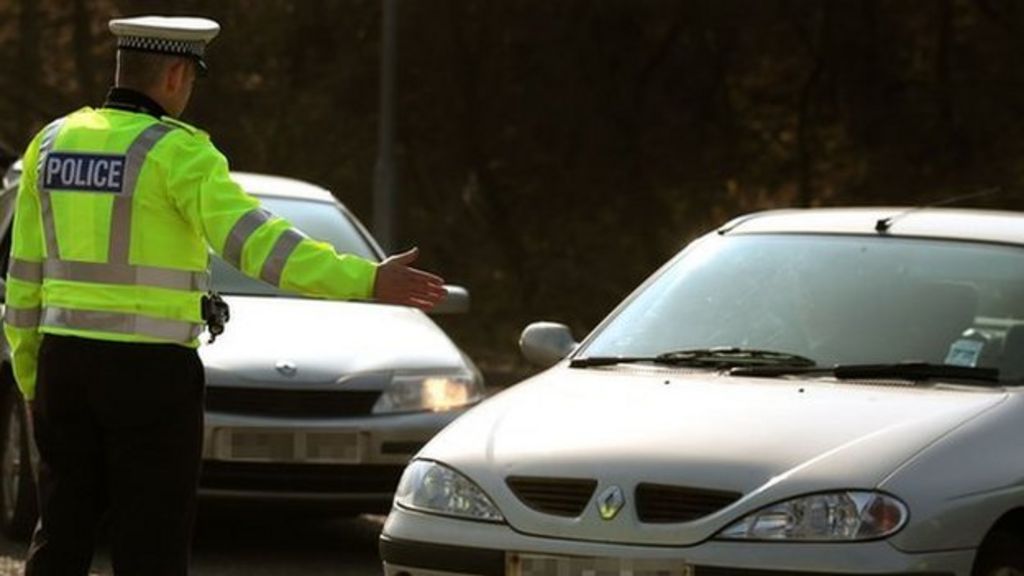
[430,285,470,315]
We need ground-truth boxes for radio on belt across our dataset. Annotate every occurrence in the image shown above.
[201,292,230,343]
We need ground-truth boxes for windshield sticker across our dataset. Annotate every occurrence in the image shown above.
[945,339,984,368]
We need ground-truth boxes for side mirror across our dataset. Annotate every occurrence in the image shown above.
[519,322,577,368]
[431,285,470,315]
[2,159,22,191]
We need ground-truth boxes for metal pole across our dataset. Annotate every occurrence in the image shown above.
[373,0,399,252]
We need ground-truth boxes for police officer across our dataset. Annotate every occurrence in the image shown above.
[3,15,446,575]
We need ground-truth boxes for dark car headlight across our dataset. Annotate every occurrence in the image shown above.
[372,369,484,414]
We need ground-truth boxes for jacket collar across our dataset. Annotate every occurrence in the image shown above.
[103,87,169,118]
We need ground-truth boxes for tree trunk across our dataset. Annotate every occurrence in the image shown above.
[72,0,97,103]
[16,0,42,138]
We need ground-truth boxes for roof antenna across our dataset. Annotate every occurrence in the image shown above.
[875,186,1003,233]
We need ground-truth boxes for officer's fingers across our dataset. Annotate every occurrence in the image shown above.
[409,288,446,305]
[406,267,445,286]
[393,279,442,302]
[398,275,442,295]
[424,283,448,298]
[400,279,442,299]
[392,283,444,308]
[406,275,446,294]
[376,268,444,305]
[406,294,439,311]
[385,288,423,307]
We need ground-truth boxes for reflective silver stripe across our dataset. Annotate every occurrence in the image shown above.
[43,260,209,292]
[3,306,41,328]
[37,118,66,260]
[7,259,42,284]
[223,208,273,268]
[260,229,306,287]
[41,307,203,343]
[108,123,173,264]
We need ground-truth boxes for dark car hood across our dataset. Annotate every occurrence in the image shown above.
[199,295,468,388]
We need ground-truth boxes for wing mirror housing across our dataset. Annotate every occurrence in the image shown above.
[520,322,577,368]
[2,159,22,191]
[430,285,470,315]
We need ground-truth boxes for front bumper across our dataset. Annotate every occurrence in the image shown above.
[197,408,466,505]
[380,507,974,576]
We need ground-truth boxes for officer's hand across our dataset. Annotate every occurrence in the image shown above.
[374,247,446,310]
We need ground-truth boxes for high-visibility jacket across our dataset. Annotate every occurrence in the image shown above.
[4,107,378,399]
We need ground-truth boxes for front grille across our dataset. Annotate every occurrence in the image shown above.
[506,476,597,517]
[381,441,426,455]
[200,461,404,494]
[635,483,741,523]
[204,387,381,417]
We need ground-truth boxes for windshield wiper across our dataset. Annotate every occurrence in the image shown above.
[570,347,817,369]
[731,361,1000,384]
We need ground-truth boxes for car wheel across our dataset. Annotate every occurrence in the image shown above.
[0,389,37,540]
[974,531,1024,576]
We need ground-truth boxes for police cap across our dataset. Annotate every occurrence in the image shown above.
[109,16,220,75]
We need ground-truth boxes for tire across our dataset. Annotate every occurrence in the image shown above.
[0,387,37,540]
[974,530,1024,576]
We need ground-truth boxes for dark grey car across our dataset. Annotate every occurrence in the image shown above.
[0,165,483,539]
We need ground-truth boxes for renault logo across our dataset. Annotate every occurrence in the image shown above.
[596,485,625,520]
[275,360,298,377]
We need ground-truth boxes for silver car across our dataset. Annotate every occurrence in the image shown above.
[0,165,484,538]
[381,208,1024,576]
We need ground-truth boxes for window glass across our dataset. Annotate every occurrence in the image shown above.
[212,196,378,296]
[581,234,1024,382]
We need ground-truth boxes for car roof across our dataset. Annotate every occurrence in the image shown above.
[230,171,338,204]
[720,207,1024,246]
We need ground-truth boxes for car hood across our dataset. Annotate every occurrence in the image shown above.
[199,295,468,388]
[421,365,1006,545]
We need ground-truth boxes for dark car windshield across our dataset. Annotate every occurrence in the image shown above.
[579,234,1024,384]
[211,196,379,296]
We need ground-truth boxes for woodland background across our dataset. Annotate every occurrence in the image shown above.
[2,0,1024,383]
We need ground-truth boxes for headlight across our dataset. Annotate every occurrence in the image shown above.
[717,491,908,541]
[372,370,484,414]
[394,460,504,522]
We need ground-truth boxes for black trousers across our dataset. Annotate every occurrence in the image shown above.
[25,334,205,576]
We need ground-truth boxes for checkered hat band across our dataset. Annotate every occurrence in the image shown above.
[117,35,204,58]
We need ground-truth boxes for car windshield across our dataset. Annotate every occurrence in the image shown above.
[212,196,379,296]
[579,234,1024,384]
